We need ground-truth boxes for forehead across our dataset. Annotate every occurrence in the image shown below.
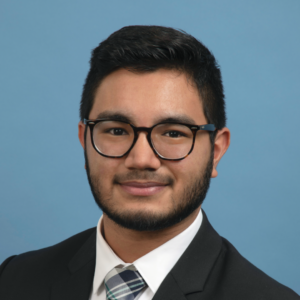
[89,68,206,125]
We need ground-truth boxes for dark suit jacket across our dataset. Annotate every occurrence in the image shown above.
[0,211,299,300]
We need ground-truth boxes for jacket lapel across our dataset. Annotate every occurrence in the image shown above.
[153,210,222,299]
[153,273,188,300]
[51,230,96,300]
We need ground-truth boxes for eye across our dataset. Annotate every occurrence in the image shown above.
[108,128,128,135]
[164,131,186,138]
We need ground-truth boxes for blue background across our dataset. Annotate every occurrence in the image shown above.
[1,0,299,294]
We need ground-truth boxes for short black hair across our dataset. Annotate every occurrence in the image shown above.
[80,25,226,134]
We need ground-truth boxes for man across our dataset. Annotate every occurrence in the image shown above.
[0,26,299,300]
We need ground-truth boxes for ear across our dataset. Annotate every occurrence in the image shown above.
[211,127,230,178]
[78,121,87,169]
[78,121,86,149]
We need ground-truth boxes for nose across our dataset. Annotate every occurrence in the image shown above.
[124,131,161,170]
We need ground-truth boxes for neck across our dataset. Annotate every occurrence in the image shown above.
[101,207,201,263]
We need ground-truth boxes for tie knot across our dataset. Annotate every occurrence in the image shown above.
[104,265,147,300]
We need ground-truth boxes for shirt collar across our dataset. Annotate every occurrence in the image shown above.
[92,217,125,295]
[92,209,203,295]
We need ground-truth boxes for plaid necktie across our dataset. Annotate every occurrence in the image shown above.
[104,265,147,300]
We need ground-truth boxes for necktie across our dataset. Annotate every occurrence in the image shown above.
[104,265,147,300]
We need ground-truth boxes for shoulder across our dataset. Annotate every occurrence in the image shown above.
[215,236,300,299]
[0,227,96,288]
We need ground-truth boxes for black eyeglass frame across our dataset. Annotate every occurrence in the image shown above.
[84,119,216,161]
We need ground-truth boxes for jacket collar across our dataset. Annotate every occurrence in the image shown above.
[153,210,222,299]
[51,230,96,300]
[68,230,97,273]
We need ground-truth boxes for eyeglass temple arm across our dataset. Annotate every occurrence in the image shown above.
[194,124,216,131]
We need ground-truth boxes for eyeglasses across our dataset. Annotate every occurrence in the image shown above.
[84,119,216,161]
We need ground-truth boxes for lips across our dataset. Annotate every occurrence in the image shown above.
[118,181,167,196]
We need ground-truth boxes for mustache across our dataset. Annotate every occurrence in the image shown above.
[113,170,174,186]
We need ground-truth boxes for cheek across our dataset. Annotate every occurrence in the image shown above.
[167,159,198,186]
[87,144,119,180]
[94,160,119,181]
[168,146,211,183]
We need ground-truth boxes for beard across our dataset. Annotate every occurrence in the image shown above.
[85,149,213,232]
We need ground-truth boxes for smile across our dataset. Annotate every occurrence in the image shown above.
[118,181,168,196]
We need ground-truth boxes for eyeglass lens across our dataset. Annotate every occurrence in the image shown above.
[92,120,194,159]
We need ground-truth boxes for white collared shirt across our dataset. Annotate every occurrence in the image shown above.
[90,209,203,300]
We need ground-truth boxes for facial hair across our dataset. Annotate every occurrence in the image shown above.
[85,149,213,232]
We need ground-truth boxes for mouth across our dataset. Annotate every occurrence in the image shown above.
[118,181,168,196]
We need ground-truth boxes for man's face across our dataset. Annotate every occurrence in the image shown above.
[80,69,215,231]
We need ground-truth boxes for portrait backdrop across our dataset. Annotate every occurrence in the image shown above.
[1,0,299,294]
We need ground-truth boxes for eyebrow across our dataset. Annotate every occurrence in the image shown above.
[94,111,197,125]
[95,111,134,123]
[155,115,196,125]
